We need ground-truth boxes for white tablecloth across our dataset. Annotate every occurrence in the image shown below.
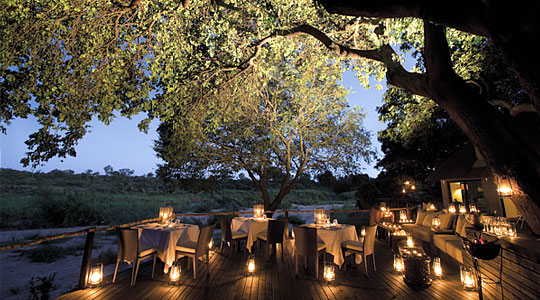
[299,224,360,267]
[231,217,273,252]
[135,223,199,272]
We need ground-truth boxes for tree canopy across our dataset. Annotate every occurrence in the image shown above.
[2,0,540,232]
[155,38,373,210]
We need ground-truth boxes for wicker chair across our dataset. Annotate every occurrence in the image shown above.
[341,225,377,275]
[293,226,326,277]
[175,224,215,279]
[220,218,248,257]
[113,228,158,286]
[257,219,287,260]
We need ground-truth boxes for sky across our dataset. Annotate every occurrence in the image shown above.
[0,71,388,178]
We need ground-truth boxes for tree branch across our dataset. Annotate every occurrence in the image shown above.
[488,99,536,117]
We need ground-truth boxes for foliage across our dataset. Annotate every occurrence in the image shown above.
[27,273,58,300]
[25,245,66,263]
[155,37,374,211]
[0,168,356,228]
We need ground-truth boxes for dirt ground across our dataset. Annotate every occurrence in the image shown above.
[0,204,342,299]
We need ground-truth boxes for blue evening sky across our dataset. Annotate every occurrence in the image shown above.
[0,71,388,178]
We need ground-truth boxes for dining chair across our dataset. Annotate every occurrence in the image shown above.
[175,224,215,279]
[113,227,158,286]
[341,225,377,275]
[293,226,326,278]
[257,219,287,260]
[220,218,248,257]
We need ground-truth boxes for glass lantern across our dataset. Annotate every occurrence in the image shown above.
[323,262,336,282]
[88,263,103,286]
[247,254,256,274]
[433,257,442,279]
[399,210,408,223]
[432,215,441,229]
[169,262,181,283]
[394,254,404,274]
[459,204,467,214]
[460,266,476,290]
[314,208,325,225]
[380,202,387,212]
[448,203,457,214]
[406,233,414,248]
[159,206,174,224]
[253,204,264,219]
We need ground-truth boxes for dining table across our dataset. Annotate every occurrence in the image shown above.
[231,217,275,252]
[133,222,200,272]
[298,223,361,267]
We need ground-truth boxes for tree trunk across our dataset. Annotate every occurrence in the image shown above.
[385,22,540,234]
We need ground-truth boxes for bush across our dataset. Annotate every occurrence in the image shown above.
[94,248,118,265]
[28,273,57,300]
[25,245,66,263]
[34,190,104,227]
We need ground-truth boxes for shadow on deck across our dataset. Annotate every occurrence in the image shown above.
[57,239,478,300]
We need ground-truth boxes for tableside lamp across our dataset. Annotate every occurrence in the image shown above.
[169,262,181,283]
[394,254,404,274]
[460,265,476,290]
[433,257,442,279]
[247,254,256,274]
[88,263,103,286]
[159,206,174,224]
[323,262,336,282]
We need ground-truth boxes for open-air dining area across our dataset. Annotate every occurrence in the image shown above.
[2,204,539,300]
[2,1,540,300]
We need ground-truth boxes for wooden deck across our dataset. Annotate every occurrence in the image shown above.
[57,239,479,300]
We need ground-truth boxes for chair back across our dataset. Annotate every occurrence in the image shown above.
[196,224,216,257]
[117,228,139,262]
[363,225,377,256]
[293,226,318,257]
[220,218,232,242]
[267,219,287,244]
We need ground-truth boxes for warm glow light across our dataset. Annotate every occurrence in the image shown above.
[380,202,387,212]
[399,210,407,222]
[159,206,174,224]
[394,254,404,273]
[469,204,478,214]
[169,264,181,282]
[459,204,467,214]
[448,204,457,214]
[407,234,414,247]
[402,188,406,194]
[433,257,442,279]
[209,239,214,249]
[432,216,440,229]
[248,255,256,274]
[460,266,475,290]
[428,203,436,211]
[361,227,366,237]
[508,224,517,238]
[324,263,336,282]
[404,181,410,185]
[254,204,265,219]
[411,185,416,190]
[88,264,103,286]
[498,185,512,195]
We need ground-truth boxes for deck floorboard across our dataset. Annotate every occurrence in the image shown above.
[57,239,480,300]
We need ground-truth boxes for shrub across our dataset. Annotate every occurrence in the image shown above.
[93,248,117,265]
[28,273,58,300]
[25,245,66,263]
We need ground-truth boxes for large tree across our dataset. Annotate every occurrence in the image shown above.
[1,0,539,232]
[155,39,373,211]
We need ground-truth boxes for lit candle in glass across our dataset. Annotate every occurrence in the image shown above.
[169,263,181,282]
[159,206,173,224]
[407,233,414,247]
[459,204,467,214]
[254,204,264,219]
[247,255,256,274]
[428,203,436,211]
[394,254,404,273]
[88,264,103,286]
[432,215,441,229]
[323,262,336,282]
[448,204,457,214]
[433,257,442,279]
[380,202,387,212]
[469,204,477,213]
[361,226,366,237]
[508,223,517,238]
[460,266,475,290]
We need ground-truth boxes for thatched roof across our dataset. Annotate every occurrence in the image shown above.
[426,143,490,182]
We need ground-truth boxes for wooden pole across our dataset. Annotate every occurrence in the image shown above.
[78,227,96,289]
